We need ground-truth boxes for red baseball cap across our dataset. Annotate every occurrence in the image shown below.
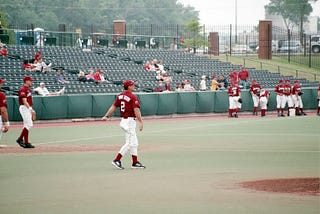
[285,79,290,82]
[279,79,283,83]
[0,78,6,83]
[252,79,256,82]
[23,76,33,82]
[123,79,136,88]
[294,80,299,83]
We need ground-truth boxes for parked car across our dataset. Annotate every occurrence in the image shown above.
[231,44,252,54]
[277,41,302,53]
[311,35,320,53]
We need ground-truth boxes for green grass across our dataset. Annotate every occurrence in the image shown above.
[0,116,319,214]
[210,54,320,82]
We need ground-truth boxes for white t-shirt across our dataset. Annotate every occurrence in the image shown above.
[34,87,50,96]
[200,80,206,90]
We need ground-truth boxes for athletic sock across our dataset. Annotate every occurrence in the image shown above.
[18,128,28,141]
[228,109,232,116]
[132,155,138,164]
[277,108,280,114]
[318,107,320,114]
[24,128,29,144]
[253,107,257,113]
[115,153,122,161]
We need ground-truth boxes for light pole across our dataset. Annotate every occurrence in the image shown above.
[235,0,238,44]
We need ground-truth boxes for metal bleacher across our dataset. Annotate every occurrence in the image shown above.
[0,45,318,96]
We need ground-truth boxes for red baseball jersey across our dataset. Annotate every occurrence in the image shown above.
[260,89,270,98]
[18,85,33,106]
[0,92,7,108]
[283,84,291,96]
[238,70,249,80]
[228,86,241,97]
[114,91,140,118]
[275,83,285,95]
[229,71,238,83]
[292,85,302,95]
[250,83,261,95]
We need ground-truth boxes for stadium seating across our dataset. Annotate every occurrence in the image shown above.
[0,45,318,95]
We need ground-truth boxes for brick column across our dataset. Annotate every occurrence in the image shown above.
[208,32,219,56]
[258,21,272,59]
[113,20,126,37]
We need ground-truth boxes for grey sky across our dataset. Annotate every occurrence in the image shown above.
[178,0,320,26]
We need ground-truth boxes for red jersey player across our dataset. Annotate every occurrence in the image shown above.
[238,66,249,89]
[102,79,145,169]
[228,81,242,118]
[291,80,306,116]
[0,78,10,140]
[259,88,270,117]
[229,67,238,84]
[275,79,286,117]
[249,79,261,115]
[283,79,293,116]
[16,76,36,148]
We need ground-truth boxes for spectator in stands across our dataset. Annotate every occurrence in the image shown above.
[0,39,5,47]
[183,79,195,92]
[163,74,172,91]
[78,70,87,82]
[211,75,219,91]
[93,69,108,83]
[156,60,164,72]
[33,58,52,73]
[55,69,69,84]
[87,36,93,49]
[144,61,151,71]
[86,70,95,82]
[36,34,44,47]
[217,75,228,90]
[33,82,65,96]
[199,75,207,91]
[34,51,42,62]
[1,45,7,56]
[175,83,182,92]
[22,59,36,71]
[153,81,166,92]
[238,66,249,89]
[229,67,238,84]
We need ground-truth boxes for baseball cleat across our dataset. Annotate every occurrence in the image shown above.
[24,143,35,148]
[131,161,146,169]
[16,139,25,148]
[112,160,124,170]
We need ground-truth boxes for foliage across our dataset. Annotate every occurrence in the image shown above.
[0,0,199,33]
[265,0,317,31]
[183,19,207,53]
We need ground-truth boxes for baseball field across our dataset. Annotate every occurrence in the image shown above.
[0,114,319,214]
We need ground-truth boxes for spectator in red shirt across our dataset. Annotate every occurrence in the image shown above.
[229,67,238,84]
[34,51,42,61]
[144,61,151,71]
[238,66,249,89]
[1,45,7,56]
[22,59,36,71]
[93,69,107,83]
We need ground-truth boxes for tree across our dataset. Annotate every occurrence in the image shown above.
[184,19,207,54]
[265,0,318,39]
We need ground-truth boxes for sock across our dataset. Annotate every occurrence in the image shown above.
[228,109,232,116]
[115,153,122,161]
[261,109,266,116]
[318,107,320,114]
[295,107,300,115]
[253,107,257,113]
[24,128,29,144]
[132,155,138,164]
[277,108,280,114]
[300,108,304,113]
[18,128,28,141]
[235,108,239,113]
[281,108,284,114]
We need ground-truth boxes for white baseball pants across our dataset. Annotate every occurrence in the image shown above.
[119,117,138,156]
[252,94,259,107]
[276,95,286,109]
[19,105,33,130]
[259,97,268,110]
[229,96,242,109]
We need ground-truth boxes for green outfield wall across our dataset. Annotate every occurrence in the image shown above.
[8,89,319,121]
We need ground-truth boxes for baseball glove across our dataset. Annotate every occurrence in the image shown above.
[256,93,260,97]
[298,91,304,96]
[238,98,242,103]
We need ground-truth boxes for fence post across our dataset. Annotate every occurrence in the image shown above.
[309,35,312,68]
[243,58,246,67]
[229,24,232,56]
[287,29,291,63]
[296,70,298,78]
[314,74,316,81]
[260,62,262,70]
[277,65,280,74]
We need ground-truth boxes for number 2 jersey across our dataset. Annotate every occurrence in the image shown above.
[114,91,140,118]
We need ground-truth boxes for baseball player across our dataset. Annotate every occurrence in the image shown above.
[291,80,306,116]
[16,76,36,148]
[249,79,261,115]
[317,85,320,116]
[259,88,270,117]
[228,81,242,118]
[102,79,145,169]
[284,79,294,116]
[275,79,286,117]
[0,78,10,140]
